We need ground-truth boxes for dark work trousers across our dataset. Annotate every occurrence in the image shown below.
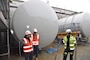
[25,51,33,60]
[33,45,39,58]
[63,50,74,60]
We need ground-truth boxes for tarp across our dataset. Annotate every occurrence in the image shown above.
[47,47,57,54]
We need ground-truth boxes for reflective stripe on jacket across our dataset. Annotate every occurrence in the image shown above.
[33,34,39,46]
[63,35,76,50]
[23,38,33,53]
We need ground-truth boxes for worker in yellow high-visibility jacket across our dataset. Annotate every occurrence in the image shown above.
[63,29,76,60]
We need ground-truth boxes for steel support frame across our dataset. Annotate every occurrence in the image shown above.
[0,0,10,60]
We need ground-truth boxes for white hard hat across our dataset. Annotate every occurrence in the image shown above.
[25,30,31,35]
[66,29,72,33]
[34,28,38,32]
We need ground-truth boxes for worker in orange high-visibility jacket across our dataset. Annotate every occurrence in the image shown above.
[23,30,33,60]
[33,28,40,60]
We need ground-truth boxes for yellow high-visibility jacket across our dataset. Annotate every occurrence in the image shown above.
[63,35,76,50]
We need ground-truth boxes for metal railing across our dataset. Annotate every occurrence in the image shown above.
[58,23,80,33]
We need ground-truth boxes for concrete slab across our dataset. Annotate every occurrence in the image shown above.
[1,42,90,60]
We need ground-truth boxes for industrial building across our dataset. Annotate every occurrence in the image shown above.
[0,0,90,60]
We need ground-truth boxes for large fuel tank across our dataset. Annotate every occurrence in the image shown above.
[58,13,90,38]
[10,0,58,48]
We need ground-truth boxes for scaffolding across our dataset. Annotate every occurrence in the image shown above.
[0,0,10,60]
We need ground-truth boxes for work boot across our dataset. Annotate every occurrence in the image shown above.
[36,58,38,60]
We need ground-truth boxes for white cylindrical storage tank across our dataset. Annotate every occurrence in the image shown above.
[10,0,58,48]
[58,13,90,38]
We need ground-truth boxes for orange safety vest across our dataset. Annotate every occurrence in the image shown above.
[33,34,39,46]
[23,38,33,53]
